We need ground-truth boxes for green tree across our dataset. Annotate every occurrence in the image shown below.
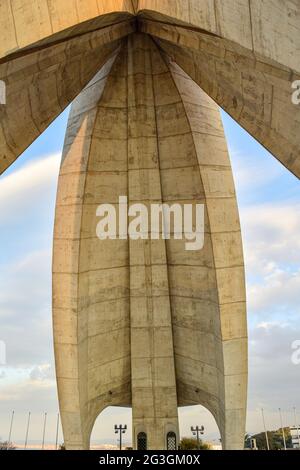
[179,437,211,450]
[246,428,293,450]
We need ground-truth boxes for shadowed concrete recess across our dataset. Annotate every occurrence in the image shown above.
[0,1,299,450]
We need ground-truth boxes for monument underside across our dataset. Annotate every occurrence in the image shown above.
[53,32,247,450]
[0,1,299,451]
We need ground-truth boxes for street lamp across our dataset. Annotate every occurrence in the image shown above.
[278,408,287,450]
[191,425,204,450]
[114,424,127,450]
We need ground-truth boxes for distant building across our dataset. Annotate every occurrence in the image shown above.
[290,427,300,449]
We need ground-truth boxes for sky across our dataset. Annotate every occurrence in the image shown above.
[0,104,299,448]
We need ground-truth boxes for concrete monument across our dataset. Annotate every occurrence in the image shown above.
[0,1,299,450]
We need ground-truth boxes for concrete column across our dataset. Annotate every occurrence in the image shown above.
[53,32,247,450]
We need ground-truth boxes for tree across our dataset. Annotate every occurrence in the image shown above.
[245,428,293,450]
[179,437,211,450]
[0,441,16,450]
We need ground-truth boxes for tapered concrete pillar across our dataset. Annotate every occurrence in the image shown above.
[53,32,247,450]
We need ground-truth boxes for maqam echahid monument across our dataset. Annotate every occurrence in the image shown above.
[0,1,299,451]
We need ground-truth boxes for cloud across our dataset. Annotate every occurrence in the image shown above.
[248,269,300,317]
[238,202,300,323]
[226,134,300,433]
[241,203,300,269]
[0,153,62,369]
[30,364,54,382]
[247,322,300,433]
[0,249,53,367]
[0,154,60,226]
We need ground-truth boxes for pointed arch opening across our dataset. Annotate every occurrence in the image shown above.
[178,405,222,450]
[89,407,132,450]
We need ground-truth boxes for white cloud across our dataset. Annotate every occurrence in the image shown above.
[247,322,300,433]
[228,140,300,433]
[241,203,300,269]
[238,202,300,322]
[0,154,60,225]
[30,364,54,382]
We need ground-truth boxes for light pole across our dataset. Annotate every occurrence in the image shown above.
[8,410,14,447]
[191,425,204,450]
[114,424,127,450]
[278,408,287,450]
[261,408,270,450]
[55,413,60,450]
[42,412,47,450]
[24,412,31,450]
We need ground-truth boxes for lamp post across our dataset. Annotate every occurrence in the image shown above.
[42,412,47,450]
[278,408,287,450]
[261,408,270,450]
[8,410,14,447]
[55,413,60,450]
[114,424,127,450]
[24,412,31,450]
[191,425,204,450]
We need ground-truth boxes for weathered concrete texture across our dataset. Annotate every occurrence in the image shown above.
[2,1,299,73]
[1,2,299,177]
[53,33,247,450]
[0,0,134,59]
[53,51,131,450]
[0,20,134,175]
[140,19,300,178]
[138,0,300,72]
[165,54,247,450]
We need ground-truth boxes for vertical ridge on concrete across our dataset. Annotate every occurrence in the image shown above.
[152,49,225,424]
[53,47,132,449]
[127,33,179,450]
[163,55,247,450]
[81,46,132,439]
